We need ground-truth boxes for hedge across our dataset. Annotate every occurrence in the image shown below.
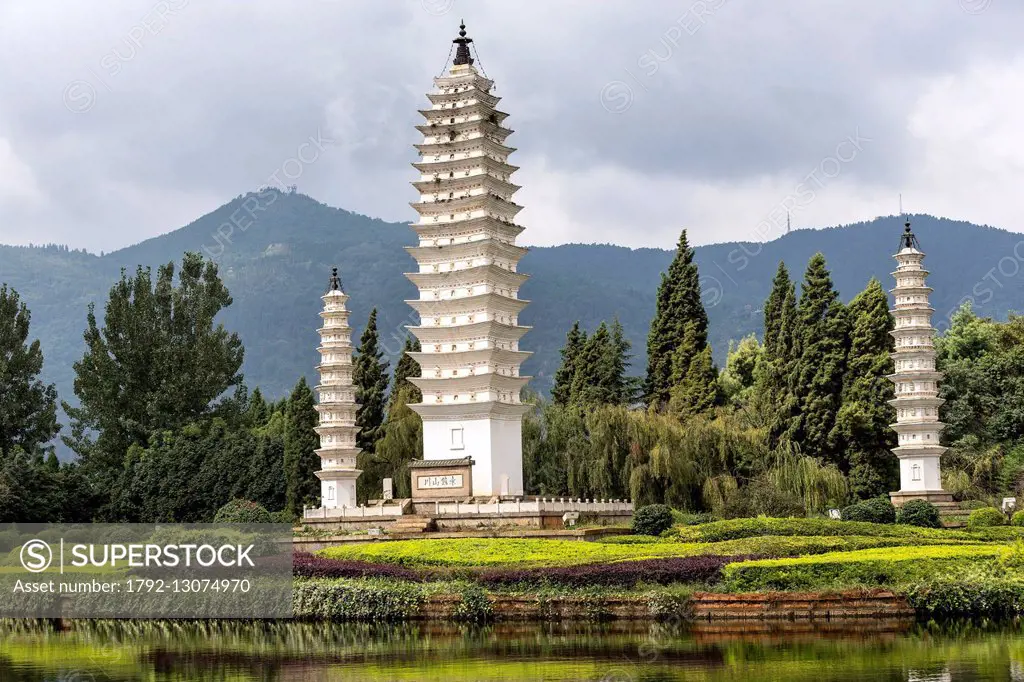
[293,553,422,581]
[896,500,942,529]
[292,579,431,620]
[673,518,955,543]
[632,505,674,536]
[214,499,272,524]
[968,507,1006,530]
[475,556,755,589]
[722,545,1004,592]
[841,498,896,524]
[904,570,1024,620]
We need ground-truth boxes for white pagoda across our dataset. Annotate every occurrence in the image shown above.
[314,267,361,509]
[404,22,531,497]
[888,221,951,505]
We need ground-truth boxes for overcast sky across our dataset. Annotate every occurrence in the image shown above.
[0,0,1021,253]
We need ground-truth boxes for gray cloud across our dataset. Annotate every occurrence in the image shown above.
[0,0,1021,252]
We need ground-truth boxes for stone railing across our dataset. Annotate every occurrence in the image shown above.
[431,498,633,516]
[303,504,405,520]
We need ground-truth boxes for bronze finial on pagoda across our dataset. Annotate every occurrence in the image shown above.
[329,266,343,292]
[453,20,474,66]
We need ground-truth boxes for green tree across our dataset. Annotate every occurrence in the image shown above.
[0,284,60,458]
[719,334,762,406]
[64,253,244,492]
[762,262,792,355]
[246,386,270,428]
[360,385,423,501]
[757,275,801,443]
[831,279,897,497]
[789,254,849,464]
[668,323,718,418]
[570,322,634,406]
[389,335,422,409]
[284,377,320,517]
[644,230,708,410]
[354,308,389,453]
[552,322,586,406]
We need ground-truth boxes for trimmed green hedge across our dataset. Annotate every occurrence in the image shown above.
[896,500,942,528]
[904,569,1024,620]
[1012,511,1024,527]
[841,498,896,524]
[968,507,1006,530]
[674,518,954,543]
[722,545,1004,592]
[633,505,674,536]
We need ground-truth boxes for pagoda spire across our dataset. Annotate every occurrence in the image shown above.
[328,266,343,292]
[452,21,474,66]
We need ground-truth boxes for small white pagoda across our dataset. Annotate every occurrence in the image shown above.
[404,22,532,497]
[313,267,361,509]
[887,221,951,506]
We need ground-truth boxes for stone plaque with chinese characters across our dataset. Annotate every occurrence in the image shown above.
[418,474,464,490]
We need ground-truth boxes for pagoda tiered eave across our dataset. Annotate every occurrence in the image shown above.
[405,264,528,290]
[408,320,531,345]
[405,239,527,263]
[412,155,519,176]
[405,293,529,317]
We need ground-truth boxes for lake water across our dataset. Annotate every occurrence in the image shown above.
[1,619,1022,681]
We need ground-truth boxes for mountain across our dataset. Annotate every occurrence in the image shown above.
[2,191,1021,420]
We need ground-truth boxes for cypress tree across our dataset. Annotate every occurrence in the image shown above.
[570,322,632,407]
[353,309,389,453]
[389,336,422,409]
[763,262,792,356]
[644,230,708,410]
[609,319,639,405]
[552,322,586,406]
[0,284,60,459]
[571,322,612,406]
[283,377,319,517]
[668,323,718,417]
[791,254,849,463]
[832,278,897,497]
[246,387,270,427]
[755,265,800,443]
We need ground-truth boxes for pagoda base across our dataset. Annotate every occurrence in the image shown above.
[315,469,361,510]
[889,490,955,507]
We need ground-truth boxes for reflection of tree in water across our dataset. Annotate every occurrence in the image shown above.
[1,621,1023,681]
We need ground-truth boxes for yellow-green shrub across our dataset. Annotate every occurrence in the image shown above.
[722,545,1003,592]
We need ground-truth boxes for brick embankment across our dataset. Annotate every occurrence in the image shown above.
[690,590,914,621]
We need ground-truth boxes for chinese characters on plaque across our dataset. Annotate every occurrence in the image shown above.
[418,474,464,490]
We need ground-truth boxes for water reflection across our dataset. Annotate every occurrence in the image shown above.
[1,619,1023,681]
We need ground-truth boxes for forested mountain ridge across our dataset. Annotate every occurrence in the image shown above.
[1,191,1020,410]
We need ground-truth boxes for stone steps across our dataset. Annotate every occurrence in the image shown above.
[389,516,437,533]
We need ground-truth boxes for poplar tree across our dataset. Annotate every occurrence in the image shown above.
[832,279,897,496]
[0,285,60,458]
[645,230,708,410]
[65,253,244,489]
[389,335,422,409]
[790,254,849,463]
[552,322,586,406]
[284,377,319,516]
[353,309,389,453]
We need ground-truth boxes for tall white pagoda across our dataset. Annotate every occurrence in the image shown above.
[404,22,531,497]
[314,268,361,509]
[888,221,951,505]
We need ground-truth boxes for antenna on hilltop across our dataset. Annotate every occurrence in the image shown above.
[786,211,791,234]
[899,193,903,218]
